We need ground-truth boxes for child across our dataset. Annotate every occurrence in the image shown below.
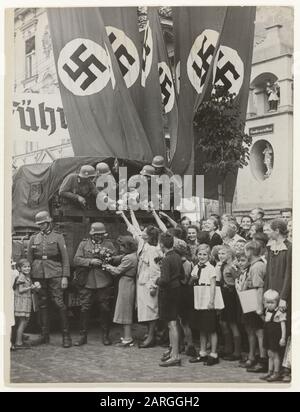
[174,242,197,358]
[14,259,38,349]
[217,245,242,361]
[104,236,138,347]
[238,242,268,373]
[189,244,220,366]
[156,232,184,367]
[260,289,287,382]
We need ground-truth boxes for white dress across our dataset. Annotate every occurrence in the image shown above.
[134,233,162,322]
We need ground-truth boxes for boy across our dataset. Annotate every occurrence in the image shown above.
[243,241,268,373]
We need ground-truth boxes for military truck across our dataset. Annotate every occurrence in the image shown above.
[12,156,179,279]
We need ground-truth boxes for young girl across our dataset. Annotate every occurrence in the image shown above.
[14,259,38,349]
[189,244,220,366]
[157,232,184,367]
[104,236,138,347]
[260,289,287,382]
[217,245,242,361]
[174,242,196,358]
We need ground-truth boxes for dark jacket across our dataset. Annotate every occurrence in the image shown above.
[59,173,97,205]
[27,229,70,279]
[156,250,184,289]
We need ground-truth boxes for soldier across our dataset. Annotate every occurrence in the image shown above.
[151,155,173,178]
[73,222,116,346]
[96,162,112,178]
[27,211,72,348]
[59,165,97,209]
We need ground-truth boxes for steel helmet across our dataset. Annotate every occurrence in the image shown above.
[152,155,165,168]
[90,222,107,235]
[96,162,111,176]
[79,165,96,179]
[35,211,52,225]
[140,165,156,177]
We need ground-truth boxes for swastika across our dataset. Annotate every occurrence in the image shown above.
[212,45,244,97]
[187,29,219,94]
[159,66,172,106]
[106,26,140,89]
[141,21,153,87]
[108,32,135,77]
[142,26,151,72]
[192,35,215,88]
[158,62,175,113]
[63,43,107,91]
[58,38,112,96]
[214,50,240,91]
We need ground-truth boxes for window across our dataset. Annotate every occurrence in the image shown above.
[25,36,36,79]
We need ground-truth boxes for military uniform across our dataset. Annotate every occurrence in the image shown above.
[27,228,71,345]
[59,173,98,209]
[73,237,116,344]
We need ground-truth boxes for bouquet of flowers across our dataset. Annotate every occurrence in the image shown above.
[98,247,113,265]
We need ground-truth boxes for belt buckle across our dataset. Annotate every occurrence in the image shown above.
[42,255,48,260]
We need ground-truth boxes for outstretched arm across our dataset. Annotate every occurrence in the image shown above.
[158,211,178,228]
[129,209,142,235]
[151,209,167,233]
[116,210,136,236]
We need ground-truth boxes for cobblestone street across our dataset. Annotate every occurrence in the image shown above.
[10,324,272,385]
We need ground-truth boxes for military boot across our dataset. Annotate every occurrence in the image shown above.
[102,326,112,346]
[74,311,88,346]
[60,308,72,348]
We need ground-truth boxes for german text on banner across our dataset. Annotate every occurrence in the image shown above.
[195,6,256,202]
[170,6,227,176]
[47,8,153,161]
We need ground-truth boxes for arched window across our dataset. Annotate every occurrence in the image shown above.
[250,72,279,116]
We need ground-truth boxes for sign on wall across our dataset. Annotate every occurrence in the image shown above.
[12,93,70,142]
[249,124,274,137]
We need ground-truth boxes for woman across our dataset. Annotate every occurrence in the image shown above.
[203,216,223,249]
[117,209,161,348]
[249,221,264,239]
[264,218,292,381]
[104,236,138,347]
[239,215,253,240]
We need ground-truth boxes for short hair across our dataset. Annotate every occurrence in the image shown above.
[219,244,236,259]
[168,225,186,241]
[264,289,280,301]
[180,216,191,225]
[222,214,237,224]
[236,250,247,260]
[160,232,174,249]
[197,243,211,255]
[280,208,292,215]
[187,225,199,234]
[245,240,262,257]
[118,236,138,254]
[206,216,220,230]
[16,258,31,271]
[173,239,188,256]
[253,232,269,248]
[211,245,223,262]
[241,215,253,224]
[270,218,288,236]
[252,208,265,218]
[146,225,160,246]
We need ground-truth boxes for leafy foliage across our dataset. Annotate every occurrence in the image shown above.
[194,86,252,180]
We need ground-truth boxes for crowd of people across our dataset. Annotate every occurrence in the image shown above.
[10,156,292,383]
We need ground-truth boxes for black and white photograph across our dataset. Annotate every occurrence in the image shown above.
[2,1,298,390]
